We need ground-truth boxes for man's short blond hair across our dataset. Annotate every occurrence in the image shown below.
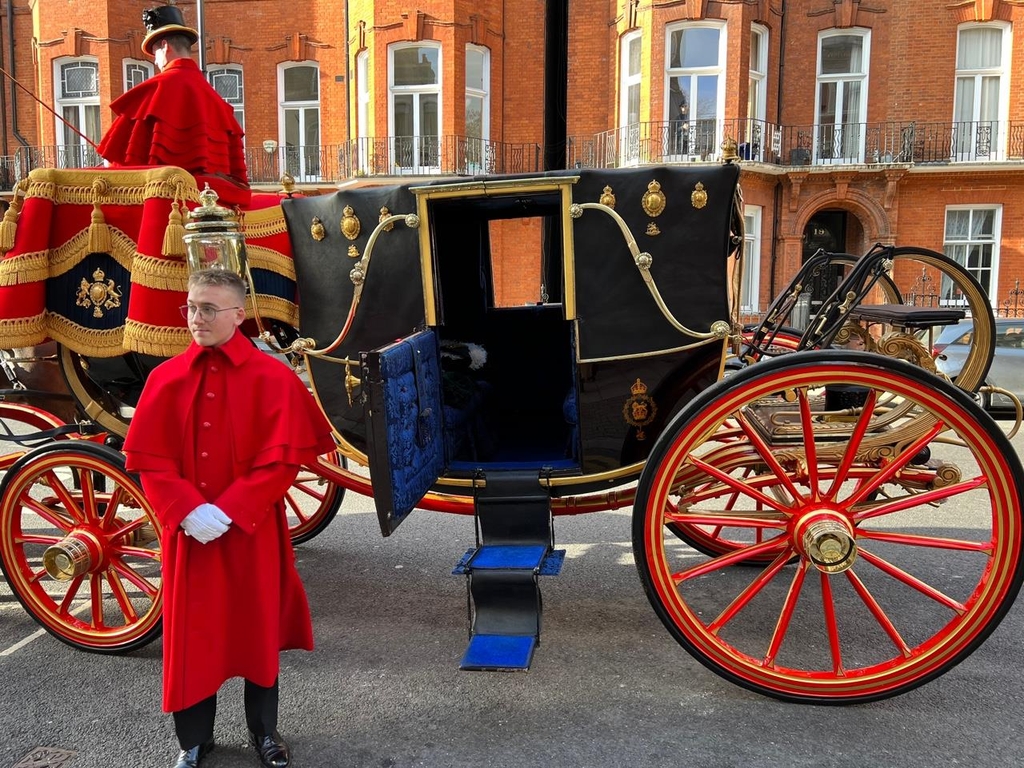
[187,268,246,303]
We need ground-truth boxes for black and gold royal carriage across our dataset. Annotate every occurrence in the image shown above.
[1,152,1022,704]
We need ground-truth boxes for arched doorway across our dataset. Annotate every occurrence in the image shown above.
[802,209,847,316]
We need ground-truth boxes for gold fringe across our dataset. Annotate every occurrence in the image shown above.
[162,199,187,258]
[0,312,48,348]
[245,293,300,329]
[246,245,297,281]
[0,180,26,253]
[242,205,288,239]
[0,251,49,286]
[44,313,126,358]
[123,319,191,357]
[23,167,200,207]
[47,229,135,277]
[130,254,189,292]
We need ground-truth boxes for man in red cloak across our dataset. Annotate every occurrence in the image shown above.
[97,5,250,207]
[123,268,335,768]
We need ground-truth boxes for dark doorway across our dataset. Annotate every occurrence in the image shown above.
[802,210,847,315]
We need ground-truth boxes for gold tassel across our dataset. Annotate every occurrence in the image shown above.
[88,178,111,255]
[88,203,112,254]
[162,199,187,258]
[0,181,26,254]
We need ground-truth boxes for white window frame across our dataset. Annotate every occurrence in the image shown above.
[742,206,762,313]
[388,41,442,174]
[53,57,102,168]
[618,30,642,165]
[465,44,490,173]
[943,205,1001,304]
[953,22,1011,161]
[814,28,870,164]
[208,65,245,132]
[356,50,370,174]
[123,59,153,92]
[278,62,321,182]
[665,20,727,162]
[746,25,768,162]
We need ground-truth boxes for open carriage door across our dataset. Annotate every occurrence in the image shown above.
[362,329,446,535]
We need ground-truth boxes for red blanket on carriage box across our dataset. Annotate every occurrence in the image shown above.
[0,166,298,358]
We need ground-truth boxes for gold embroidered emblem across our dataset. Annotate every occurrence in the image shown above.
[341,205,361,240]
[622,378,657,441]
[348,244,360,259]
[641,180,666,217]
[691,182,708,209]
[645,222,661,236]
[311,216,325,241]
[599,185,616,209]
[379,206,394,232]
[76,267,123,319]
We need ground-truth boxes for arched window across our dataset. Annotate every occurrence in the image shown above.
[54,58,101,167]
[815,29,870,164]
[954,23,1010,161]
[465,45,490,172]
[278,63,321,181]
[209,66,245,131]
[389,42,441,172]
[619,31,642,164]
[665,21,726,160]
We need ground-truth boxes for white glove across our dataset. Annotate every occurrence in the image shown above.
[181,503,232,544]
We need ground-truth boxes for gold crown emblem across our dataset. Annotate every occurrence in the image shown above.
[630,378,648,396]
[92,268,105,281]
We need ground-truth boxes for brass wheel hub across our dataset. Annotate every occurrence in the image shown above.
[793,510,857,573]
[42,529,106,581]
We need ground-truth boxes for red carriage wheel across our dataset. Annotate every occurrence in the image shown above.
[286,448,347,544]
[0,441,162,653]
[633,350,1024,703]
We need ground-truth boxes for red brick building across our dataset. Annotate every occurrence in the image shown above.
[2,0,1023,314]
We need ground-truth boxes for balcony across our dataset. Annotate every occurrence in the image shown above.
[0,136,542,192]
[567,118,1024,169]
[3,120,1024,194]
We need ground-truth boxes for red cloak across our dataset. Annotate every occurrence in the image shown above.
[123,331,335,712]
[97,57,250,206]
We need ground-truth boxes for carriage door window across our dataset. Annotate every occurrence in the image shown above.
[123,60,153,91]
[619,31,642,164]
[390,43,441,173]
[54,58,101,168]
[943,206,1000,304]
[279,63,321,182]
[666,23,725,161]
[953,24,1009,161]
[465,46,490,173]
[746,25,768,161]
[815,30,869,164]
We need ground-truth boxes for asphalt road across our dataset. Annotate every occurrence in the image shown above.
[2,425,1024,768]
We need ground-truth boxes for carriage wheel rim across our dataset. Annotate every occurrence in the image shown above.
[0,448,163,649]
[637,357,1023,701]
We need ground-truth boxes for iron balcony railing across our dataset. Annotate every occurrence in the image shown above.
[567,118,1024,169]
[5,120,1024,193]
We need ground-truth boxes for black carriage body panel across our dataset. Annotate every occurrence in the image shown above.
[567,164,738,362]
[285,165,740,483]
[282,185,424,449]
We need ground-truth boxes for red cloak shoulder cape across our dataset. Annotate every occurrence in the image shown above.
[124,332,335,711]
[98,58,249,190]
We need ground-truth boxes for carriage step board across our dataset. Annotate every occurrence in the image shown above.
[452,545,565,575]
[460,634,536,671]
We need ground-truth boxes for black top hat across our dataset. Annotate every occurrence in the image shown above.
[141,4,199,56]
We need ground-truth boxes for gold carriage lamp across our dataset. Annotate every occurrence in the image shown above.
[183,185,249,277]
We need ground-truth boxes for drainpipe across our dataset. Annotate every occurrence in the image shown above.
[196,0,206,73]
[768,0,786,299]
[7,0,29,149]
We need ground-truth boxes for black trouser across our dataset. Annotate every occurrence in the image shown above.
[172,678,279,749]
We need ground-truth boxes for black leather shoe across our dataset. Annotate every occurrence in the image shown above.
[249,730,291,768]
[173,739,214,768]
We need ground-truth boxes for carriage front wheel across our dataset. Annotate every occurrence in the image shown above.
[0,441,162,653]
[633,351,1024,703]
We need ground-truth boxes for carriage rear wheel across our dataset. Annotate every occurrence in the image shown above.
[286,448,347,544]
[633,351,1024,703]
[0,441,162,653]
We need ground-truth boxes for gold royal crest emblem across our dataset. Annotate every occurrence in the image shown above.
[76,267,123,318]
[641,180,666,217]
[622,378,657,441]
[341,205,361,240]
[691,182,708,209]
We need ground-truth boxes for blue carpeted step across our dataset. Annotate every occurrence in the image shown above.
[452,546,566,575]
[460,633,536,671]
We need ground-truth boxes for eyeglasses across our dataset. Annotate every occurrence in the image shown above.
[179,304,243,322]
